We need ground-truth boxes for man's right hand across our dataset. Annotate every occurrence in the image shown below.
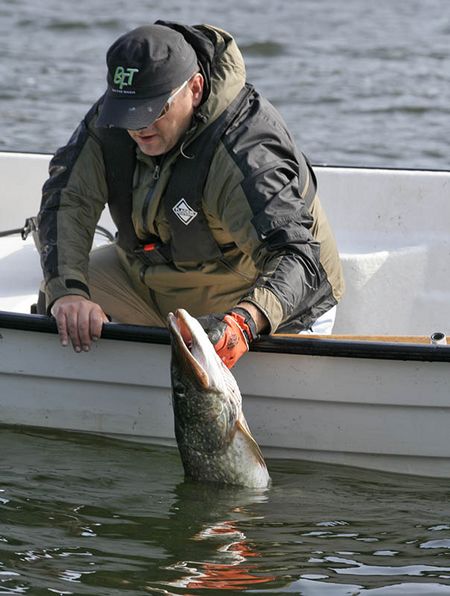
[51,295,109,352]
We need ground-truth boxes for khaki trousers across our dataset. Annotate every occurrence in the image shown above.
[89,244,166,326]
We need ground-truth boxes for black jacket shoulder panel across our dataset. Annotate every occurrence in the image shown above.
[221,88,317,243]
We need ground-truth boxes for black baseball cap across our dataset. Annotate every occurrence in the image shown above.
[96,24,198,129]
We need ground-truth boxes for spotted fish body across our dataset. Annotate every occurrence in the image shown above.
[167,309,270,489]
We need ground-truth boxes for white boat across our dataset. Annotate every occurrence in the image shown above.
[1,150,449,478]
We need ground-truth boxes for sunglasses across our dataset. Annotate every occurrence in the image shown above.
[153,79,189,122]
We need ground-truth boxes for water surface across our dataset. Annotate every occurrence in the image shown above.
[1,428,450,594]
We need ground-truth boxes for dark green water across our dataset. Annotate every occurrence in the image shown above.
[1,428,450,595]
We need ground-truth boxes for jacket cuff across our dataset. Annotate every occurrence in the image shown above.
[44,277,91,311]
[239,286,284,333]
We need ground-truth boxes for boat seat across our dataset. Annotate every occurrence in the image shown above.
[333,242,449,336]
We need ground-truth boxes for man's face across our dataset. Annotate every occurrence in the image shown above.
[127,74,204,156]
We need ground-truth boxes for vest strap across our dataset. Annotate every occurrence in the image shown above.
[164,86,251,263]
[96,120,140,253]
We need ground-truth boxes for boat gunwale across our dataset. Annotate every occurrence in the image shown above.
[1,310,450,363]
[2,150,450,174]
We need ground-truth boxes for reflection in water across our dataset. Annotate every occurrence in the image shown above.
[161,481,275,591]
[168,520,274,590]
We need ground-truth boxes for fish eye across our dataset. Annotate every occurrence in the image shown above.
[172,380,186,396]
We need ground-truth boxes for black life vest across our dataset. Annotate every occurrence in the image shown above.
[93,83,316,264]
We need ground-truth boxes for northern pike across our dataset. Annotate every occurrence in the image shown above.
[167,308,271,489]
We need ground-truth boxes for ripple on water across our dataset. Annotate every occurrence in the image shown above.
[240,41,286,57]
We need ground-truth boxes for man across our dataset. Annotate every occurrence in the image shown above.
[38,21,344,367]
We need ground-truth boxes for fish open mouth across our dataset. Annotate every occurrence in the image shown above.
[167,309,210,389]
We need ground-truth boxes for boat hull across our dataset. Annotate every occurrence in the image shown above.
[1,320,449,478]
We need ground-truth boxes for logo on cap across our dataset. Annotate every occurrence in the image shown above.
[173,198,198,225]
[113,66,139,90]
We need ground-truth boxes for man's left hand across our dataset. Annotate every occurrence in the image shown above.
[198,307,259,368]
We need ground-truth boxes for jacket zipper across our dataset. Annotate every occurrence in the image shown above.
[141,161,161,238]
[138,123,198,238]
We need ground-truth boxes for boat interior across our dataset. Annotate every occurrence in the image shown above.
[1,151,449,339]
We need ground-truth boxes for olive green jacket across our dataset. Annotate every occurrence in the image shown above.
[38,22,344,332]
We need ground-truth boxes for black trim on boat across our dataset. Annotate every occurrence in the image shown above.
[1,311,450,363]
